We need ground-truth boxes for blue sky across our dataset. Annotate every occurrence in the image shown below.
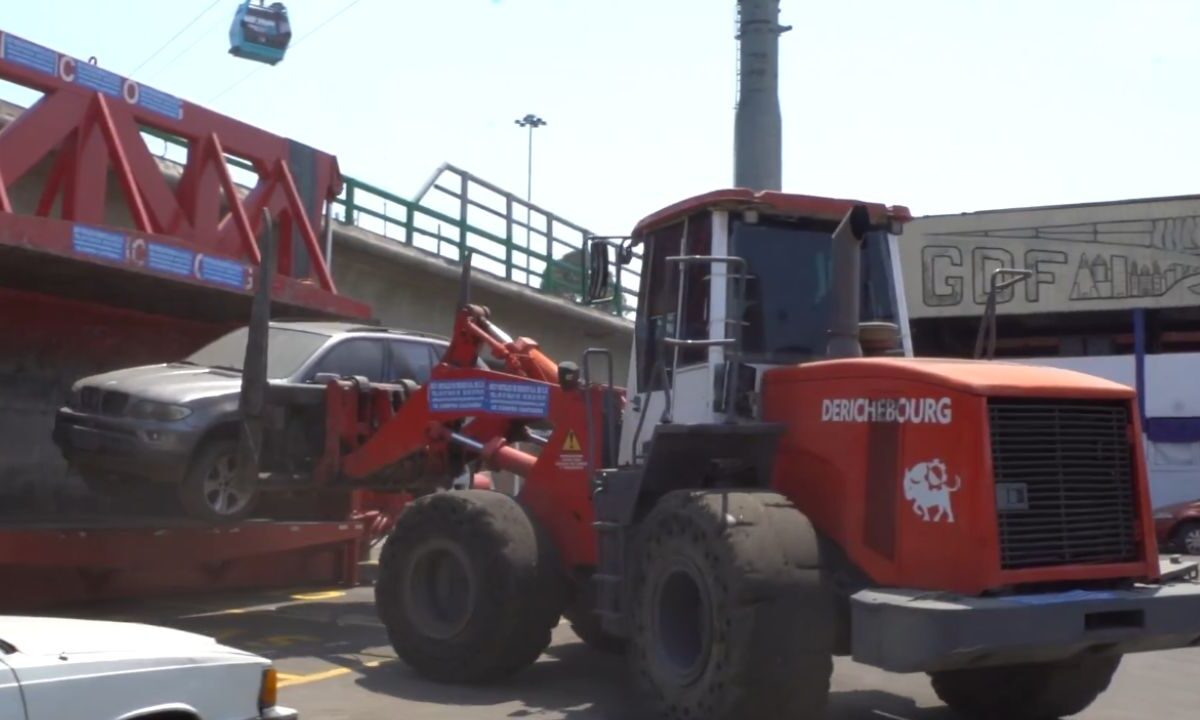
[3,1,1200,235]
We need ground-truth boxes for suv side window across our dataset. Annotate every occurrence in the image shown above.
[308,338,386,381]
[389,340,436,384]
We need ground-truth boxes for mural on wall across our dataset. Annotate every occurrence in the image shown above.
[905,213,1200,318]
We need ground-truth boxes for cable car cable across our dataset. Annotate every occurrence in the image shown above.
[144,12,229,83]
[128,0,223,77]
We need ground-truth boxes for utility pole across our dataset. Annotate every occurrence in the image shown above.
[514,113,546,275]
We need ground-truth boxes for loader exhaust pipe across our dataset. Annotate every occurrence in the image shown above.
[826,205,871,360]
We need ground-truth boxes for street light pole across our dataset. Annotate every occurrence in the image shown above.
[514,113,546,202]
[514,113,546,277]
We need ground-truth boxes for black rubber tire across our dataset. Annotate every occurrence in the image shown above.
[374,489,564,683]
[1172,520,1200,555]
[178,438,259,524]
[930,655,1122,720]
[627,490,834,720]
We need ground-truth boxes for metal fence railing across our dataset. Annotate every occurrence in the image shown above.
[145,130,640,319]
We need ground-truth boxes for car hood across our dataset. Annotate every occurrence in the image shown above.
[0,616,243,657]
[76,363,244,404]
[1157,499,1200,516]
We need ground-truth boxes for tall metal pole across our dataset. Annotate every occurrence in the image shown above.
[514,114,546,277]
[734,0,790,191]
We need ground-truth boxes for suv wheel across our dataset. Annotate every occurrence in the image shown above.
[179,438,259,523]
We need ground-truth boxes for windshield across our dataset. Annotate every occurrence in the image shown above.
[184,327,330,379]
[732,219,898,361]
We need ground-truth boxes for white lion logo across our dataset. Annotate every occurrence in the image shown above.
[902,458,961,523]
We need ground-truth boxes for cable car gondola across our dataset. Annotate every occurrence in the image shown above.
[229,1,292,65]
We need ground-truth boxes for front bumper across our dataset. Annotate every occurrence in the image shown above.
[260,706,299,720]
[851,561,1200,673]
[53,408,193,482]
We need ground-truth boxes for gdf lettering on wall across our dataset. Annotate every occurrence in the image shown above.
[821,397,953,424]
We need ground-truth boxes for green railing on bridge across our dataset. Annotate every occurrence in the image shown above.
[145,130,640,318]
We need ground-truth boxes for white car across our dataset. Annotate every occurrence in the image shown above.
[0,616,297,720]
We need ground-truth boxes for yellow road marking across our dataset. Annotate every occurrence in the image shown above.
[290,590,346,601]
[276,658,395,688]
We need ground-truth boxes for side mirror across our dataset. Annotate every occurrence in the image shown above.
[586,240,612,303]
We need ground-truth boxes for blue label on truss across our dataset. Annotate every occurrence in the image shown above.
[74,61,122,97]
[146,242,194,277]
[428,379,550,417]
[2,35,57,76]
[71,225,126,262]
[197,255,247,289]
[136,84,183,120]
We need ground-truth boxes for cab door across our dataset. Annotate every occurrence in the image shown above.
[618,210,733,464]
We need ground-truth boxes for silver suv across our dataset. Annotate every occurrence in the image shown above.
[53,321,449,522]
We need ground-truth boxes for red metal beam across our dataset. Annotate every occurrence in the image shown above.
[277,159,335,292]
[211,132,261,266]
[0,29,364,319]
[93,94,153,234]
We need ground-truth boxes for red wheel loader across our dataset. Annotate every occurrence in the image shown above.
[238,189,1200,720]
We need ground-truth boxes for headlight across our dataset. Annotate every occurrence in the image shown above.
[259,667,278,711]
[128,400,192,422]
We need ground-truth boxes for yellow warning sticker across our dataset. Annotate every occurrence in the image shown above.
[562,429,582,452]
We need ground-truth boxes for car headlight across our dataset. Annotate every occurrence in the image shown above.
[127,400,192,422]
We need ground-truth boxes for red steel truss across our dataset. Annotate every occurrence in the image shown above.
[0,29,369,319]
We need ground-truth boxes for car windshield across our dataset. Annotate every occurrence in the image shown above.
[184,327,330,379]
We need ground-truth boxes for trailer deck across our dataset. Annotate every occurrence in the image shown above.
[0,517,366,612]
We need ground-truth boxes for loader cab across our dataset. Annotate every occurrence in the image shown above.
[616,190,913,465]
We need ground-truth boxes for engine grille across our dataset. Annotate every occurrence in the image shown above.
[989,398,1139,571]
[75,387,130,416]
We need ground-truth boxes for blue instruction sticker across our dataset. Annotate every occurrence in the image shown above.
[428,378,550,417]
[487,380,550,417]
[71,225,126,262]
[429,380,488,412]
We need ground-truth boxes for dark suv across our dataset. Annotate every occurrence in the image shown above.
[54,321,449,522]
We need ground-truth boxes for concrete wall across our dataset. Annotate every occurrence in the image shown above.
[329,224,632,382]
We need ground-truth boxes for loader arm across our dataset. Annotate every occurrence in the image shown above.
[333,303,565,484]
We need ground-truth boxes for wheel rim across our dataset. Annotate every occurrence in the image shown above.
[201,452,252,516]
[405,540,476,640]
[1184,527,1200,555]
[650,562,712,686]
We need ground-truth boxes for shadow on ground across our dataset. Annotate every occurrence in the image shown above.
[355,640,953,720]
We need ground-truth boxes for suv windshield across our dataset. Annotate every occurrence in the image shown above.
[732,219,898,362]
[185,327,330,379]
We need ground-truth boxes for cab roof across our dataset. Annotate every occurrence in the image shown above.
[631,188,913,239]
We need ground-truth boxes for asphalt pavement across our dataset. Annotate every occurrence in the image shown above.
[65,581,1200,720]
